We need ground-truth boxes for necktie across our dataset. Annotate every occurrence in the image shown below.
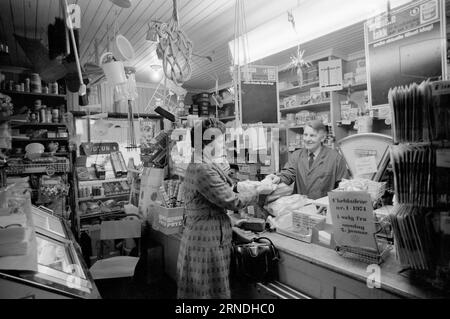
[309,152,314,169]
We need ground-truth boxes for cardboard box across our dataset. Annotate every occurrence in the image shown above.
[154,206,184,235]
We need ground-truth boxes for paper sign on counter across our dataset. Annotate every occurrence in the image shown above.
[328,191,378,251]
[354,155,378,176]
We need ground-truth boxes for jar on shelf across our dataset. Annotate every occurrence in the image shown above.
[46,109,52,123]
[30,73,41,93]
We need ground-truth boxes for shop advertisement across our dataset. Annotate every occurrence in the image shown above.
[365,0,445,108]
[239,65,279,124]
[318,59,343,92]
[328,191,378,251]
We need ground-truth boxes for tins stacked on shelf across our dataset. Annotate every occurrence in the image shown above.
[192,92,211,117]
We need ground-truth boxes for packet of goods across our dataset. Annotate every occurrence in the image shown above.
[265,183,294,203]
[237,180,277,195]
[0,213,28,245]
[336,178,386,201]
[265,194,311,217]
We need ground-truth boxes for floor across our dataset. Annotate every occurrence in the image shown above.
[94,274,253,299]
[95,274,177,299]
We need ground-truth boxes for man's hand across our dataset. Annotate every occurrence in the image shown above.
[263,174,281,184]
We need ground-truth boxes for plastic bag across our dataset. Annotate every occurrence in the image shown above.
[265,194,310,217]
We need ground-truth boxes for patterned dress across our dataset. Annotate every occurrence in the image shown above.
[177,162,258,299]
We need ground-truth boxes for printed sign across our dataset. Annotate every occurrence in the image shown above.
[319,59,343,92]
[354,155,378,176]
[328,191,378,251]
[80,142,119,155]
[365,0,444,108]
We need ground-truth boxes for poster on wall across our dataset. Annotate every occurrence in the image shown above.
[365,0,446,108]
[318,59,343,92]
[240,65,279,124]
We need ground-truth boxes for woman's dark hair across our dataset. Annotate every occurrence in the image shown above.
[190,118,226,149]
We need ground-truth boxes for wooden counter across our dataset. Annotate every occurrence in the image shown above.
[148,226,449,299]
[262,232,448,299]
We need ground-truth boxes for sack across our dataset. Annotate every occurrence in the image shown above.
[231,237,280,283]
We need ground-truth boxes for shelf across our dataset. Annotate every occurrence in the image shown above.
[78,193,130,202]
[0,89,66,98]
[78,177,128,185]
[79,210,125,220]
[337,82,367,93]
[70,110,161,119]
[218,116,235,121]
[279,81,320,97]
[286,125,305,129]
[8,152,69,158]
[280,101,330,113]
[10,121,68,127]
[12,137,69,142]
[336,120,356,126]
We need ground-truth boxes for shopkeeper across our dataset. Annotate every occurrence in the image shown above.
[266,119,349,199]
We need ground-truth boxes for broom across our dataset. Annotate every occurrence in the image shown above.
[63,0,88,106]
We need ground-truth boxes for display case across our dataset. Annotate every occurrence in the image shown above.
[0,206,100,299]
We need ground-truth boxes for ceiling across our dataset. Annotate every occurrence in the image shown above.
[0,0,369,92]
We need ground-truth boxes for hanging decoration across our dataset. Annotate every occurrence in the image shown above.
[147,0,193,86]
[286,10,312,86]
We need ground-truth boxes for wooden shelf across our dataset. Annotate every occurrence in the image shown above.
[12,137,69,142]
[280,101,330,113]
[338,82,367,93]
[8,152,69,158]
[78,177,128,185]
[10,121,68,127]
[79,210,125,220]
[0,89,66,98]
[70,110,161,119]
[218,116,235,121]
[78,193,130,202]
[279,81,320,97]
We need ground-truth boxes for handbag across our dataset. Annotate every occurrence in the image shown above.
[231,236,280,283]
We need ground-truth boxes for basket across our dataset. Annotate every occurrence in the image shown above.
[6,158,70,175]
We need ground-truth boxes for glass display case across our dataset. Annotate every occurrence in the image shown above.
[0,206,100,299]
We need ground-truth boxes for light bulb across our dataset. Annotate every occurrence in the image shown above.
[149,65,163,83]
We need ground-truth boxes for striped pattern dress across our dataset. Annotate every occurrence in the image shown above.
[177,162,258,299]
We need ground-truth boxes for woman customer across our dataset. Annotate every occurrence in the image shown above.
[177,118,260,299]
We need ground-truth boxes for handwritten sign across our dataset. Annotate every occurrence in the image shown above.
[319,59,343,92]
[354,155,378,176]
[328,191,378,251]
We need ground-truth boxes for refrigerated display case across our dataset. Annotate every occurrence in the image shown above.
[0,206,100,299]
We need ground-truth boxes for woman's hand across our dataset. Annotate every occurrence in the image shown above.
[263,174,281,185]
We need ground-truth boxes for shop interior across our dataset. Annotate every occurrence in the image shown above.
[0,0,449,299]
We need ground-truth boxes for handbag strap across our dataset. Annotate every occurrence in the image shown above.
[254,237,280,261]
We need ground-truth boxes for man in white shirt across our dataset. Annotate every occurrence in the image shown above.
[266,120,349,200]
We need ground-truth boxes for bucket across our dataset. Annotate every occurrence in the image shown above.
[99,52,127,85]
[112,34,135,61]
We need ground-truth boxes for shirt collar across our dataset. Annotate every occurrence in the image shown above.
[309,146,322,159]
